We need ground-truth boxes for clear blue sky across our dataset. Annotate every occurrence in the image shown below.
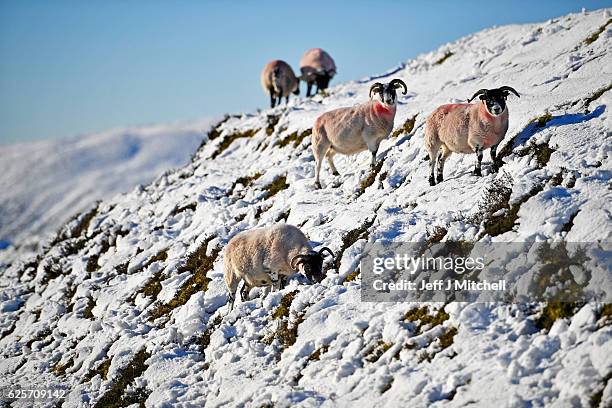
[0,0,610,144]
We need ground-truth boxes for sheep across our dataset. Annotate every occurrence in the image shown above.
[300,48,337,97]
[261,60,300,108]
[223,223,334,311]
[311,78,408,189]
[424,86,520,186]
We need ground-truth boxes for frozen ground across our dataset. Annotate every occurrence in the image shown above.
[0,9,611,408]
[0,119,214,252]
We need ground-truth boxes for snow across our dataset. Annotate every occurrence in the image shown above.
[1,8,611,408]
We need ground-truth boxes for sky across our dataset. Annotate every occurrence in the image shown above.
[0,0,610,144]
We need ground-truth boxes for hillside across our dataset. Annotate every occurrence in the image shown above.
[1,9,611,407]
[0,119,214,254]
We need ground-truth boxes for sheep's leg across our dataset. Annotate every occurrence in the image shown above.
[366,138,380,168]
[269,270,280,292]
[490,143,501,172]
[312,137,330,189]
[225,276,240,312]
[326,149,340,176]
[424,127,441,186]
[306,82,312,97]
[240,281,251,302]
[285,95,290,105]
[436,146,452,183]
[473,144,483,176]
[269,89,276,109]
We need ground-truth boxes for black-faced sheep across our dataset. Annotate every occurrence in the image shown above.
[424,86,520,186]
[311,78,408,188]
[223,224,334,311]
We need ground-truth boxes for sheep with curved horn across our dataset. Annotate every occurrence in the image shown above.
[424,85,520,185]
[223,224,334,312]
[311,78,408,188]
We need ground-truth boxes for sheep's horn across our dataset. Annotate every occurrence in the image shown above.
[468,88,488,103]
[498,86,520,98]
[318,247,335,258]
[290,254,307,270]
[390,78,407,95]
[369,82,383,99]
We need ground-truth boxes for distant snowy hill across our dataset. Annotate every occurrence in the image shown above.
[0,119,214,249]
[0,9,611,408]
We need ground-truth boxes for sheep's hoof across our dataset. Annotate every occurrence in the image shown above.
[436,174,443,183]
[332,171,340,177]
[473,168,482,177]
[492,161,501,173]
[429,176,436,186]
[314,181,322,189]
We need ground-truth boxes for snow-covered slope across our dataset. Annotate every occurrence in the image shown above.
[1,9,611,407]
[0,119,214,250]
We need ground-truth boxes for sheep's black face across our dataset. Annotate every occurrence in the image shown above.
[381,84,398,106]
[316,74,332,91]
[480,89,507,116]
[369,79,408,106]
[300,252,325,283]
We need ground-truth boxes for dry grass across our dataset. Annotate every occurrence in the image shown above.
[211,128,259,159]
[583,18,611,45]
[263,175,289,199]
[391,114,418,138]
[535,302,579,331]
[148,237,220,323]
[93,348,151,408]
[275,129,312,148]
[434,51,454,65]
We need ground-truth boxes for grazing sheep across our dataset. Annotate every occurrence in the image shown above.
[261,60,300,108]
[224,224,334,311]
[311,78,408,188]
[300,48,337,97]
[424,86,520,186]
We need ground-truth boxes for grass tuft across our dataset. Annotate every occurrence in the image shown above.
[83,297,95,319]
[83,358,111,382]
[263,315,304,349]
[334,213,378,270]
[534,302,579,331]
[52,357,74,376]
[583,18,612,45]
[211,128,259,159]
[365,340,392,363]
[231,172,263,192]
[404,306,450,334]
[275,129,312,148]
[434,51,454,65]
[583,82,612,111]
[264,175,289,199]
[357,160,385,196]
[272,290,299,319]
[391,114,418,138]
[93,348,151,408]
[308,345,329,362]
[148,237,220,323]
[532,111,553,128]
[343,269,360,283]
[170,202,197,216]
[195,314,223,353]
